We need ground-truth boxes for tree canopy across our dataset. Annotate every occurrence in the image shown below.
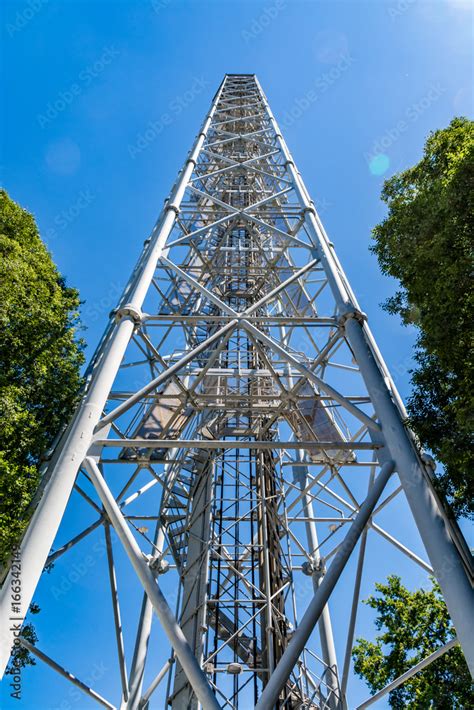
[0,189,84,567]
[371,117,474,518]
[352,576,473,708]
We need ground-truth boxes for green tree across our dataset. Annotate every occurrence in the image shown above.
[371,117,474,518]
[0,189,84,567]
[352,576,473,708]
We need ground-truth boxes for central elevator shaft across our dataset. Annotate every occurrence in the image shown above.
[171,237,290,707]
[169,78,295,707]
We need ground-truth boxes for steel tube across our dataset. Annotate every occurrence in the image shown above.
[243,258,319,316]
[356,638,458,709]
[340,460,376,703]
[340,525,368,704]
[241,319,379,432]
[96,320,237,430]
[104,522,129,703]
[370,522,433,573]
[140,659,172,707]
[127,523,167,709]
[294,459,341,709]
[345,316,474,673]
[91,439,378,450]
[19,638,115,709]
[46,516,104,565]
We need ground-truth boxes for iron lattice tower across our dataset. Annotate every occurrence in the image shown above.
[1,74,472,709]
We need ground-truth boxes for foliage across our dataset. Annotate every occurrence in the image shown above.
[352,576,473,708]
[371,117,474,518]
[0,188,84,566]
[0,455,39,566]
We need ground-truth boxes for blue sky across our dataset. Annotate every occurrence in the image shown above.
[1,0,472,708]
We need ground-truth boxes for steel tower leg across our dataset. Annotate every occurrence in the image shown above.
[255,76,474,675]
[0,81,225,677]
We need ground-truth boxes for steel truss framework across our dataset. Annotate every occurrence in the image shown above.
[1,74,472,709]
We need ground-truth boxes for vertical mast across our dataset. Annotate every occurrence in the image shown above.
[1,75,471,710]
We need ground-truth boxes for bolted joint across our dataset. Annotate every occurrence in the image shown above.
[302,558,326,578]
[302,205,317,217]
[227,662,242,675]
[338,308,367,329]
[114,304,143,325]
[166,203,180,215]
[314,558,327,579]
[145,554,170,575]
[301,560,315,576]
[421,452,436,473]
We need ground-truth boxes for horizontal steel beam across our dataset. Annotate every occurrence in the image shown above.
[91,439,380,451]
